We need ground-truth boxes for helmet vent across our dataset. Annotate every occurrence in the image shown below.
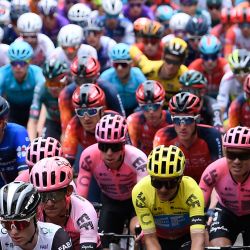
[51,171,56,185]
[169,164,173,174]
[177,160,182,172]
[161,161,166,174]
[154,164,158,173]
[35,172,40,187]
[42,172,48,187]
[60,171,66,183]
[155,153,159,161]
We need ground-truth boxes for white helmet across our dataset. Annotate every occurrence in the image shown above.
[17,12,42,33]
[58,24,83,47]
[102,0,123,16]
[169,13,191,31]
[68,3,91,23]
[0,27,4,43]
[38,0,58,16]
[0,0,10,25]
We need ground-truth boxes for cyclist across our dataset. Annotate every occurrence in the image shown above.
[154,92,223,183]
[0,40,45,126]
[16,12,55,67]
[188,34,230,98]
[127,80,172,155]
[132,145,205,250]
[83,16,117,73]
[0,27,9,67]
[76,114,148,248]
[27,58,69,141]
[179,70,224,130]
[30,156,99,249]
[206,0,222,27]
[38,0,69,46]
[217,48,250,117]
[228,74,250,128]
[100,0,135,44]
[0,181,73,250]
[0,96,30,186]
[51,24,97,67]
[59,56,125,138]
[100,43,146,116]
[199,126,250,247]
[130,37,188,103]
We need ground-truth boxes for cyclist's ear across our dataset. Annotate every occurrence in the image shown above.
[66,185,73,196]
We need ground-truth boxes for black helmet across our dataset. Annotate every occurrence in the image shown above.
[0,96,10,120]
[43,58,69,80]
[186,15,209,36]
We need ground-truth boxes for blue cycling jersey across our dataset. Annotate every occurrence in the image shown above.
[0,123,30,186]
[0,64,45,106]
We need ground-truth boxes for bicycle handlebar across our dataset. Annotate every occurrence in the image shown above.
[99,232,134,239]
[205,247,250,249]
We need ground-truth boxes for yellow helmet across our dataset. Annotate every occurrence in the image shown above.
[147,145,185,178]
[164,37,188,59]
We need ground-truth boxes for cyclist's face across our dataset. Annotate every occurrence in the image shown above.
[128,0,143,17]
[239,23,250,38]
[78,111,102,133]
[63,46,79,61]
[100,146,124,169]
[143,38,160,57]
[11,62,29,81]
[114,62,131,79]
[180,4,197,16]
[163,55,182,78]
[22,34,38,48]
[203,59,217,71]
[85,30,102,49]
[143,106,163,126]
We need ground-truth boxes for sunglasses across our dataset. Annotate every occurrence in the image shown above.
[201,53,218,61]
[239,23,250,29]
[226,151,250,161]
[11,61,28,67]
[171,115,199,125]
[233,68,249,75]
[129,2,142,8]
[165,58,182,65]
[113,62,130,69]
[140,102,162,112]
[98,142,124,152]
[143,38,160,45]
[207,4,221,10]
[187,35,202,42]
[75,106,103,117]
[22,34,37,39]
[46,76,67,88]
[151,177,181,189]
[84,30,102,37]
[40,189,67,203]
[1,218,32,231]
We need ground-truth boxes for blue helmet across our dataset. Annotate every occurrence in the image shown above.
[109,43,131,61]
[8,40,33,61]
[155,5,174,22]
[199,34,221,55]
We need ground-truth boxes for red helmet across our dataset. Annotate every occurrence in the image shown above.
[72,83,106,108]
[70,56,100,78]
[136,80,165,104]
[235,7,250,23]
[220,8,237,24]
[169,92,201,115]
[244,74,250,96]
[133,17,151,36]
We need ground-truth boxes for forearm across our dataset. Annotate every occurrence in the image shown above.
[190,231,205,250]
[144,233,161,250]
[27,118,38,141]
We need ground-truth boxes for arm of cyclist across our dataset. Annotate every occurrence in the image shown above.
[190,230,205,250]
[51,228,73,250]
[144,233,162,250]
[228,98,241,128]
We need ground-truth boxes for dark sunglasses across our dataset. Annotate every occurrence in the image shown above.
[129,2,142,8]
[98,142,123,152]
[201,53,218,61]
[207,4,221,10]
[11,61,28,67]
[165,58,182,65]
[113,62,130,69]
[233,68,249,75]
[1,219,32,231]
[40,189,67,203]
[75,107,103,117]
[84,30,102,37]
[171,115,199,125]
[151,177,181,189]
[188,35,202,42]
[239,23,250,29]
[143,38,160,45]
[226,151,250,161]
[22,35,37,39]
[140,102,162,112]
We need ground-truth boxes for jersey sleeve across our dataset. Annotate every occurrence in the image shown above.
[228,98,241,128]
[29,82,44,120]
[127,114,141,148]
[51,228,73,250]
[34,66,46,86]
[153,127,170,147]
[224,26,236,57]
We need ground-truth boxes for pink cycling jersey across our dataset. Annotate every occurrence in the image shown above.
[76,143,148,200]
[37,194,99,249]
[199,157,250,216]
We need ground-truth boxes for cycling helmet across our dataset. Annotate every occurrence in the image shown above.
[71,56,100,78]
[169,92,201,115]
[236,7,250,23]
[17,12,42,33]
[180,0,198,5]
[228,49,250,71]
[136,80,165,104]
[0,27,3,43]
[26,137,62,167]
[199,34,221,55]
[72,83,105,108]
[223,126,250,149]
[67,3,91,26]
[102,0,123,16]
[133,17,151,36]
[0,181,41,220]
[186,16,209,36]
[147,145,185,178]
[244,74,250,96]
[30,156,73,192]
[169,13,191,31]
[57,24,83,47]
[38,0,57,16]
[164,37,188,59]
[95,114,127,143]
[109,43,131,61]
[0,0,10,25]
[179,70,207,89]
[10,0,30,21]
[0,96,10,120]
[141,20,164,39]
[84,17,104,31]
[43,58,69,80]
[8,40,33,61]
[221,7,237,24]
[156,5,174,23]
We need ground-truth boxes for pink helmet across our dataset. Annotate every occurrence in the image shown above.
[223,126,250,149]
[26,137,62,167]
[95,114,127,143]
[30,156,73,192]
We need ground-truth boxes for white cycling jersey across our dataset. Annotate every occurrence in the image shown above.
[0,43,9,67]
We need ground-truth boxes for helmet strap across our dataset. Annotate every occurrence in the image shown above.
[24,217,38,246]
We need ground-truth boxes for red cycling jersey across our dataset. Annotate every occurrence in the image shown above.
[127,110,172,155]
[153,124,223,183]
